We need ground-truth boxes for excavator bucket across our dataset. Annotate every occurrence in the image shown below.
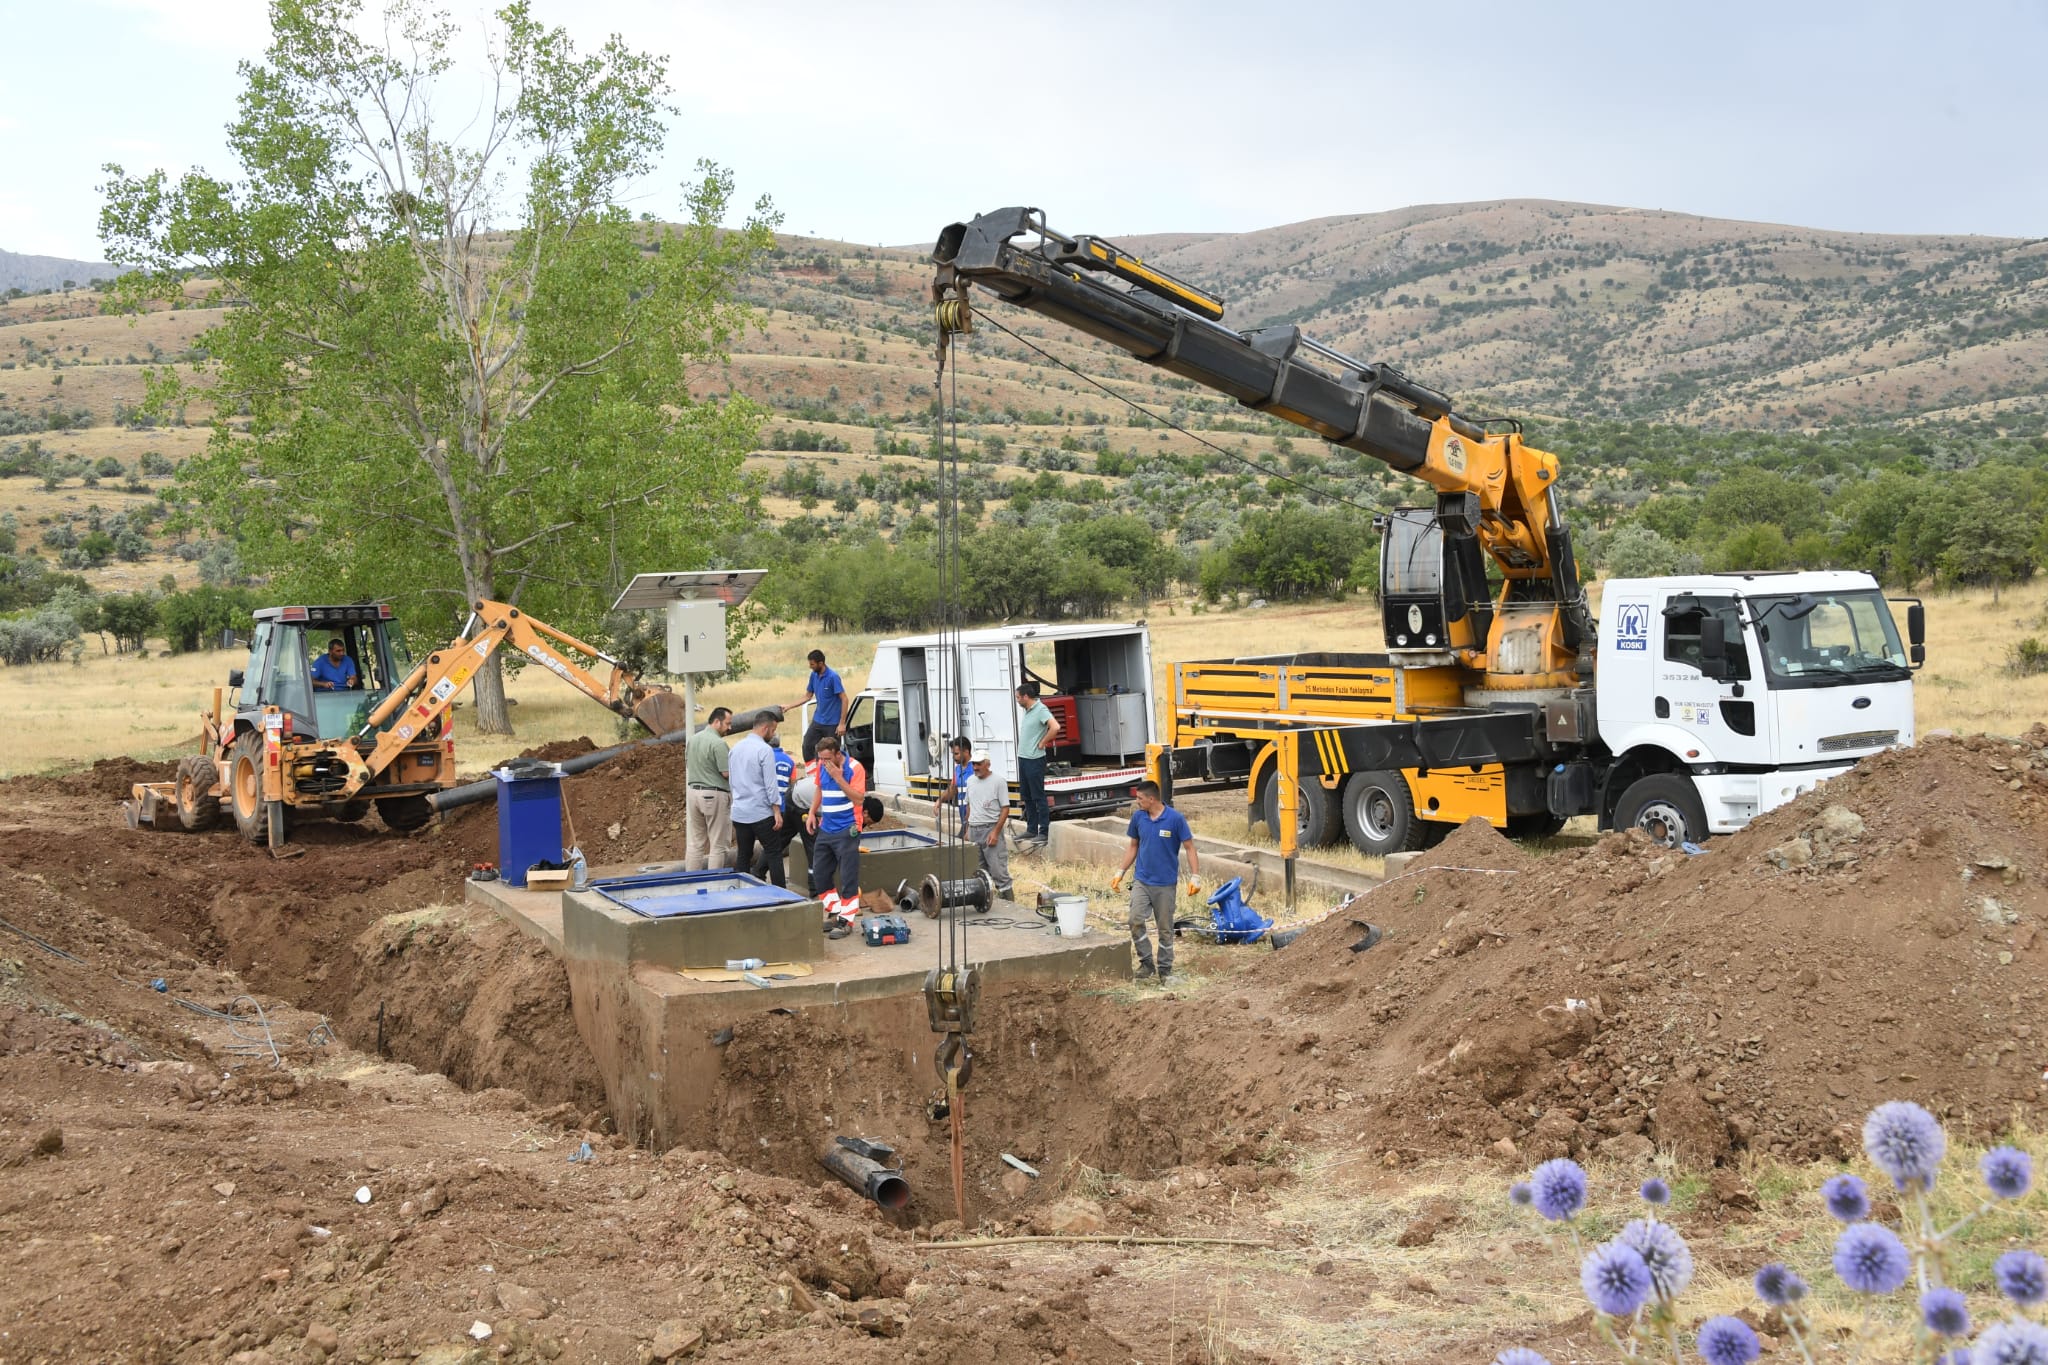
[632,689,689,737]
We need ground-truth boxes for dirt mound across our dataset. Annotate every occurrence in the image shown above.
[1162,731,2048,1167]
[7,753,174,798]
[344,904,605,1112]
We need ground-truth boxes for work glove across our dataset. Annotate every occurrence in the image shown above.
[1110,872,1125,894]
[1185,876,1202,897]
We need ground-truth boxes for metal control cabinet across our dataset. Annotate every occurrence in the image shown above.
[1077,693,1147,762]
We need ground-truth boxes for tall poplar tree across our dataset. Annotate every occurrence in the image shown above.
[101,0,777,731]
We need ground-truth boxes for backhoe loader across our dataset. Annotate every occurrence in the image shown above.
[124,601,685,849]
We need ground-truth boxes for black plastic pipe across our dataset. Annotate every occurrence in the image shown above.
[428,726,691,812]
[818,1142,910,1209]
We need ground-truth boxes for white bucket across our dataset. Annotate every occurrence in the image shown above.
[1053,895,1088,938]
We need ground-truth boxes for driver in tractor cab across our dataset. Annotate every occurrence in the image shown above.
[310,637,359,691]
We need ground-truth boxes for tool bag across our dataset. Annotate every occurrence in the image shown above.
[1204,878,1272,945]
[862,913,912,946]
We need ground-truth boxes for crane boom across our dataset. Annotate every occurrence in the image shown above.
[931,206,1591,686]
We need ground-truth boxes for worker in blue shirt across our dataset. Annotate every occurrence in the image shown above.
[1111,780,1200,983]
[930,735,975,832]
[310,637,359,691]
[782,649,847,761]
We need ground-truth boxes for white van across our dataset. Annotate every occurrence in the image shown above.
[841,622,1156,819]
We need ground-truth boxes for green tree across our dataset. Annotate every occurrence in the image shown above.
[1601,524,1681,579]
[1711,523,1792,572]
[100,0,777,732]
[98,592,159,653]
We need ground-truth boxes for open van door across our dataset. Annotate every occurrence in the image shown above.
[845,693,906,795]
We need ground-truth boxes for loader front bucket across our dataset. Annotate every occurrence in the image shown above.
[632,689,689,736]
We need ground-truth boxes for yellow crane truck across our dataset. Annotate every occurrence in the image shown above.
[125,600,682,849]
[931,208,1922,888]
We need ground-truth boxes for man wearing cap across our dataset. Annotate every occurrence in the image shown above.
[962,749,1014,901]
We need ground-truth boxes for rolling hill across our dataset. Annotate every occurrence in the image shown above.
[3,198,2047,598]
[0,248,123,296]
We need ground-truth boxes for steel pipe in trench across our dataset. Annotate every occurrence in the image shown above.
[818,1142,911,1210]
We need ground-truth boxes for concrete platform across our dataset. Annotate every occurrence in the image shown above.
[467,857,1130,1147]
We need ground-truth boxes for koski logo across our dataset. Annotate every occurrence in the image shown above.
[1616,601,1650,652]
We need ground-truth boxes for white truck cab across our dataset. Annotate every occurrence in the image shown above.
[842,622,1157,818]
[1594,571,1920,838]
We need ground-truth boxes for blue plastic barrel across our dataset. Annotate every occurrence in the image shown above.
[495,767,564,887]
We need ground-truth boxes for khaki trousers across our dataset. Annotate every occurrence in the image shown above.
[685,788,733,871]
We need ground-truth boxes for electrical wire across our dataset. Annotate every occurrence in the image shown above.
[971,309,1385,517]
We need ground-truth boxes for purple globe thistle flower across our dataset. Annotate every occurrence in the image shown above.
[1822,1172,1871,1222]
[1640,1177,1672,1206]
[1981,1146,2034,1201]
[1508,1180,1534,1208]
[1753,1261,1809,1307]
[1934,1351,1973,1365]
[1921,1286,1971,1338]
[1862,1100,1947,1192]
[1833,1221,1911,1294]
[1530,1158,1588,1222]
[1580,1240,1654,1318]
[1619,1217,1695,1300]
[1973,1320,2048,1365]
[1491,1352,1552,1365]
[1696,1316,1760,1365]
[1995,1248,2048,1307]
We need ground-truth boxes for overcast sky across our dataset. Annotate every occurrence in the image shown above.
[3,0,2043,262]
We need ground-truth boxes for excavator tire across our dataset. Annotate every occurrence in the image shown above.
[376,795,435,832]
[174,754,221,833]
[228,732,270,845]
[1258,773,1341,847]
[1341,769,1424,858]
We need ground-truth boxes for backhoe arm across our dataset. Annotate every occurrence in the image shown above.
[931,207,1576,589]
[336,601,670,798]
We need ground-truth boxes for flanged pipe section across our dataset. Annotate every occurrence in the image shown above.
[819,1138,910,1210]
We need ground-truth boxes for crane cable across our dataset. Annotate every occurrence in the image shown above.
[928,300,976,1225]
[969,309,1385,517]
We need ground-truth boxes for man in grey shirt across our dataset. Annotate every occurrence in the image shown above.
[684,707,733,871]
[963,750,1014,900]
[727,710,787,887]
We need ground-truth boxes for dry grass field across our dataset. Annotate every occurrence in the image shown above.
[3,583,2038,780]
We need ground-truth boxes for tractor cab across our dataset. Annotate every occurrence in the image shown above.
[235,605,413,741]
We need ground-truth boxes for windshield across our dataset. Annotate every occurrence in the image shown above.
[1749,590,1909,688]
[1381,512,1442,595]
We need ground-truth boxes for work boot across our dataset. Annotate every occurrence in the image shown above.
[1133,962,1156,980]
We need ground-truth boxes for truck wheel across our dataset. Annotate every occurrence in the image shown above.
[1341,770,1422,857]
[1259,774,1340,847]
[1614,775,1708,849]
[228,733,270,845]
[377,795,435,832]
[174,754,221,833]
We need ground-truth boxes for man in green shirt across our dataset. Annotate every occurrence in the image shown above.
[684,707,734,871]
[1014,682,1062,850]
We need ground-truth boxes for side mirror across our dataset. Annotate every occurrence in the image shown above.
[227,669,245,689]
[1906,603,1925,647]
[1911,643,1926,667]
[1698,617,1733,680]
